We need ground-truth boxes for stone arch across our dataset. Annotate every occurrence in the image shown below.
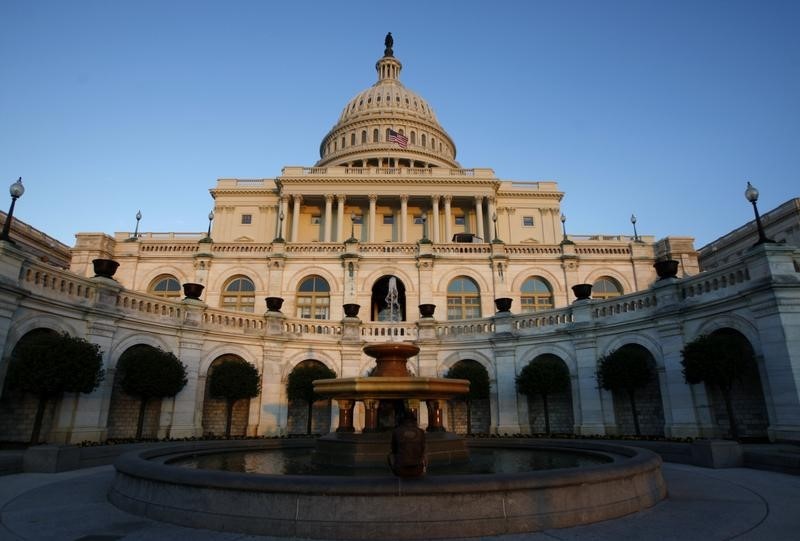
[370,275,408,322]
[519,353,575,434]
[582,269,632,296]
[600,343,666,436]
[509,268,563,298]
[286,267,340,295]
[691,327,769,439]
[199,344,258,378]
[361,267,417,296]
[444,359,491,435]
[0,328,61,443]
[435,269,491,300]
[2,314,80,359]
[207,268,265,297]
[285,359,336,435]
[602,333,664,368]
[689,315,762,357]
[201,354,256,437]
[140,266,190,293]
[107,333,174,372]
[438,350,496,381]
[105,343,177,439]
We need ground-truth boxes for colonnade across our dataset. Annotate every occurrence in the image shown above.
[277,193,497,243]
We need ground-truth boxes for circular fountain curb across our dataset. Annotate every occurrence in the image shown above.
[109,439,666,540]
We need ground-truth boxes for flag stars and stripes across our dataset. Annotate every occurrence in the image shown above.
[388,129,408,148]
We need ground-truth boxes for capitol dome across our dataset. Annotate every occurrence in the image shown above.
[316,34,460,169]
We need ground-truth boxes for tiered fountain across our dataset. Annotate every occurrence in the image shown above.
[313,277,470,467]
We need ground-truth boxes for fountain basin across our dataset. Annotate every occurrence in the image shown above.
[313,376,469,401]
[109,439,666,540]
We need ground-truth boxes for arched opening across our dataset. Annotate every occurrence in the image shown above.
[370,275,407,321]
[520,276,555,312]
[106,344,164,439]
[220,275,256,312]
[0,328,60,443]
[705,328,769,439]
[605,344,665,436]
[447,276,481,320]
[148,275,181,298]
[592,276,623,300]
[286,360,334,435]
[296,275,331,320]
[446,359,491,434]
[520,354,574,434]
[201,354,255,437]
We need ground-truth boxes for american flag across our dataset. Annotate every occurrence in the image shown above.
[388,129,408,148]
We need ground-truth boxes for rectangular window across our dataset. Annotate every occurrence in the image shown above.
[522,216,534,227]
[413,215,425,225]
[311,215,321,225]
[454,216,465,226]
[241,214,252,225]
[383,214,394,225]
[352,214,363,225]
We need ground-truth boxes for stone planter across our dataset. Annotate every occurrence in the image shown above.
[419,303,436,318]
[183,283,205,300]
[343,303,360,318]
[494,297,513,312]
[266,296,284,312]
[654,259,679,280]
[92,258,119,279]
[572,283,592,300]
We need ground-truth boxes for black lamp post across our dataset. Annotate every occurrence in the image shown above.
[745,181,774,244]
[348,212,357,242]
[275,211,285,242]
[200,210,214,242]
[631,213,640,242]
[0,177,24,243]
[491,212,500,243]
[421,211,429,242]
[133,210,142,239]
[560,213,567,242]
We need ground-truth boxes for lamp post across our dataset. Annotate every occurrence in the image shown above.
[421,211,429,242]
[133,210,142,239]
[631,213,640,242]
[491,212,500,243]
[560,213,567,242]
[348,212,357,242]
[200,210,214,243]
[0,177,24,243]
[275,211,285,242]
[745,181,774,244]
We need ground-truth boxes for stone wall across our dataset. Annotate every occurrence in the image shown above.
[707,377,769,438]
[106,375,162,439]
[287,400,332,435]
[611,378,666,436]
[202,397,250,436]
[526,391,574,434]
[447,399,490,434]
[0,389,55,443]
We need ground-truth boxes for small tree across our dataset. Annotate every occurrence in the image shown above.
[117,346,188,439]
[596,346,654,436]
[445,361,490,435]
[208,359,261,437]
[6,331,105,444]
[286,362,337,435]
[516,357,570,435]
[682,333,757,440]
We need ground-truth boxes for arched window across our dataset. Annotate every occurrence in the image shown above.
[385,128,392,141]
[520,277,554,312]
[431,137,436,149]
[410,131,416,145]
[447,276,481,320]
[149,275,181,298]
[592,277,623,300]
[341,136,345,148]
[373,129,379,143]
[361,130,367,144]
[221,276,256,312]
[350,133,355,146]
[297,275,330,320]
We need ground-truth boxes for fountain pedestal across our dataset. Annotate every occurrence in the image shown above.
[313,341,470,467]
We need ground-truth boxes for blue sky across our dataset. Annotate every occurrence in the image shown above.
[1,0,798,247]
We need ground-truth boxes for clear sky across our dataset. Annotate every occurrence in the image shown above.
[1,0,798,248]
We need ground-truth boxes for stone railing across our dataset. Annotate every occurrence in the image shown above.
[680,259,751,300]
[282,318,343,337]
[433,244,493,256]
[592,292,658,319]
[284,244,345,255]
[434,320,495,337]
[20,259,96,303]
[359,244,417,255]
[202,308,265,332]
[117,291,184,321]
[513,308,574,331]
[282,166,496,179]
[361,322,418,340]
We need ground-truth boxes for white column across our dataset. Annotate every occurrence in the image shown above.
[291,195,302,242]
[368,194,377,243]
[400,194,408,243]
[336,194,346,242]
[431,196,440,243]
[323,194,333,242]
[474,195,485,240]
[443,195,453,243]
